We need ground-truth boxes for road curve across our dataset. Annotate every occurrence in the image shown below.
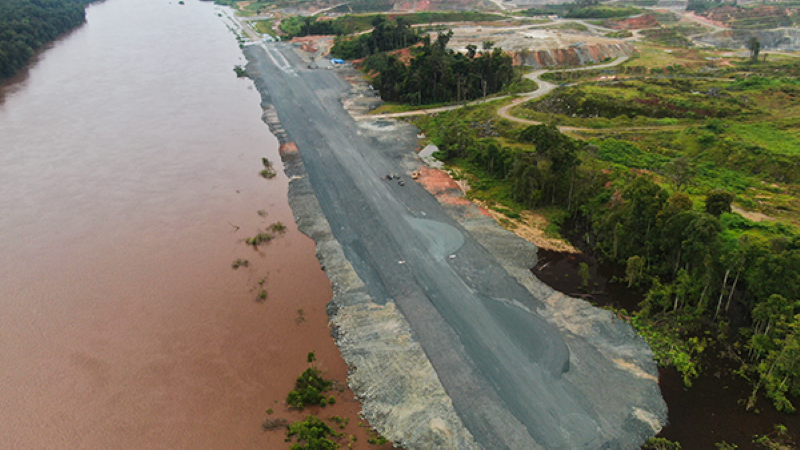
[360,55,629,124]
[498,56,629,126]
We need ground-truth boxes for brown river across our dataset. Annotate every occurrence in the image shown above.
[0,1,371,448]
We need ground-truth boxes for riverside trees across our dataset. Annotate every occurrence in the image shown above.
[364,30,516,105]
[0,0,96,80]
[330,16,421,60]
[416,107,800,412]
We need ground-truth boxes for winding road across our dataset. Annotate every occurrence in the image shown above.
[357,55,630,124]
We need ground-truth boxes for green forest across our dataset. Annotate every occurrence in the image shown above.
[330,15,422,60]
[342,28,516,105]
[0,0,96,80]
[413,56,800,415]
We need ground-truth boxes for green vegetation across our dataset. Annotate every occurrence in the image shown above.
[752,423,795,449]
[367,430,389,445]
[244,221,286,247]
[644,437,683,449]
[523,79,748,121]
[369,31,516,105]
[269,221,288,233]
[254,276,268,303]
[0,0,97,80]
[564,5,642,19]
[286,415,340,449]
[260,157,277,178]
[328,415,349,429]
[231,259,249,269]
[522,0,641,18]
[640,27,693,46]
[541,21,589,32]
[281,11,504,39]
[234,65,248,77]
[252,19,279,39]
[412,53,800,413]
[605,30,633,39]
[260,358,394,449]
[245,232,275,246]
[286,367,333,408]
[331,16,421,60]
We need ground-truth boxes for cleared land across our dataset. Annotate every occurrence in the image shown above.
[244,41,665,449]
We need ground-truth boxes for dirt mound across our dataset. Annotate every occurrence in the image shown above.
[609,14,659,30]
[514,42,635,68]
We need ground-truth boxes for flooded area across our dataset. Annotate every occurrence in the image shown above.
[0,0,371,447]
[533,242,797,448]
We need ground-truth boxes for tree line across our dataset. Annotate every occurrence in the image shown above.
[330,16,421,60]
[0,0,96,80]
[428,117,799,411]
[364,31,516,105]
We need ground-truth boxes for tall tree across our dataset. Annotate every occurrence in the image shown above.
[748,37,761,63]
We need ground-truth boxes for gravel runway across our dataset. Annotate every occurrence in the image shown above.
[245,42,666,449]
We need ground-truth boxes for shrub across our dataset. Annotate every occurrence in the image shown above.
[286,415,339,449]
[286,368,333,408]
[231,259,249,269]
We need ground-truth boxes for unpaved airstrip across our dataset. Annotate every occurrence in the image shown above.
[245,41,667,449]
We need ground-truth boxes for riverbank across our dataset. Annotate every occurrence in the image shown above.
[0,0,385,447]
[245,39,667,448]
[533,235,798,448]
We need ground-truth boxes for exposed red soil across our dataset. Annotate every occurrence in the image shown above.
[393,0,431,11]
[609,14,659,30]
[353,44,421,67]
[415,167,491,214]
[687,11,728,28]
[279,142,299,156]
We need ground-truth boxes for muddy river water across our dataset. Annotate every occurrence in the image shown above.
[0,0,367,448]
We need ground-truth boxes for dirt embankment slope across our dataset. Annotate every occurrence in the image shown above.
[244,41,667,449]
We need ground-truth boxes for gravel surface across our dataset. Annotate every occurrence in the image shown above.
[245,41,667,449]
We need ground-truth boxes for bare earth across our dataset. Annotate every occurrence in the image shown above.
[244,41,667,449]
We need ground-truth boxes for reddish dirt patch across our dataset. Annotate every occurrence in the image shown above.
[609,14,659,30]
[415,167,490,213]
[279,142,299,156]
[687,11,728,28]
[353,44,421,67]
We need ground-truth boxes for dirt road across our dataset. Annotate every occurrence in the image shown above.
[245,42,665,449]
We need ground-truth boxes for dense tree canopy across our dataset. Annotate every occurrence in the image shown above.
[0,0,96,80]
[368,31,516,105]
[421,110,800,409]
[330,16,421,60]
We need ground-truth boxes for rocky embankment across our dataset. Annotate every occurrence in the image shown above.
[513,42,636,68]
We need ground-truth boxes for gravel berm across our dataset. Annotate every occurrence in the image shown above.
[244,42,667,449]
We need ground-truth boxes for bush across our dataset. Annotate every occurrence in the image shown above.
[286,415,339,450]
[286,368,333,408]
